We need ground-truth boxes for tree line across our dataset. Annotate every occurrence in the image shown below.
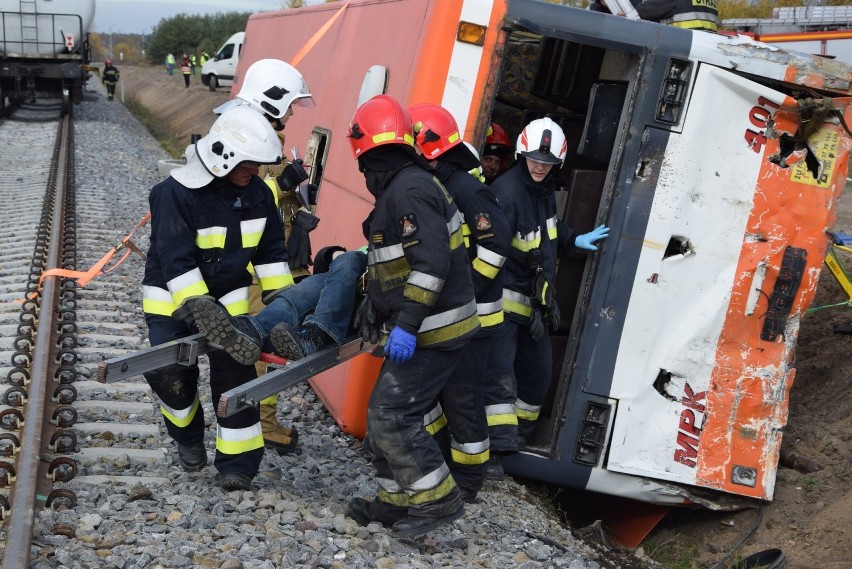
[89,12,252,66]
[88,1,850,65]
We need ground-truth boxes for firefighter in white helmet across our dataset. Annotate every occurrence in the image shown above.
[141,106,291,492]
[485,117,609,478]
[202,59,317,455]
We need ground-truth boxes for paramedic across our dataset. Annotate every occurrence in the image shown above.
[408,103,511,502]
[345,94,480,537]
[102,59,120,101]
[486,117,609,478]
[141,106,291,492]
[190,247,367,363]
[590,0,718,32]
[211,58,316,454]
[481,122,513,184]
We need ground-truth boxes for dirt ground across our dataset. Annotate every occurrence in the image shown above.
[113,65,850,569]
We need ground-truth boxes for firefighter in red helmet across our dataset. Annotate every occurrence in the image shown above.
[481,122,512,184]
[345,94,479,537]
[407,102,511,502]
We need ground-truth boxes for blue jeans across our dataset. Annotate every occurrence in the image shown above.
[250,250,367,350]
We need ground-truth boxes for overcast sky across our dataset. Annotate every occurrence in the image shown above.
[93,0,301,34]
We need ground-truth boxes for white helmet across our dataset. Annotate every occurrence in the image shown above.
[172,106,282,189]
[213,59,315,119]
[516,117,567,165]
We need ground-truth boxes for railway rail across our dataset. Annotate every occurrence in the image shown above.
[0,101,162,569]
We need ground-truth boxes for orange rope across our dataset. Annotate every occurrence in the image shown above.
[36,211,151,289]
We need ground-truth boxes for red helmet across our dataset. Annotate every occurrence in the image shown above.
[348,94,414,159]
[408,102,462,160]
[104,58,111,65]
[485,122,511,147]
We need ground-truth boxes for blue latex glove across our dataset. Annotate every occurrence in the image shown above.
[384,326,417,364]
[574,225,610,251]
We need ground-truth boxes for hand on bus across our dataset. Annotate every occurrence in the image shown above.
[575,225,610,250]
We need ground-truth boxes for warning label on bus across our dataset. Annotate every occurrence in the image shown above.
[791,127,840,188]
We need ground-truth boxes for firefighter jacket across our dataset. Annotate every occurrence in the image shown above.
[102,65,119,85]
[491,164,577,324]
[365,163,480,350]
[635,0,717,31]
[432,160,510,334]
[142,175,293,318]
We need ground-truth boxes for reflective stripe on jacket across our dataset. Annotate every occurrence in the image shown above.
[366,164,479,349]
[142,175,292,317]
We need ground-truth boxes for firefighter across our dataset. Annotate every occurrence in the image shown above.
[486,117,609,478]
[590,0,718,32]
[141,106,292,492]
[208,59,316,454]
[481,122,512,184]
[102,58,119,101]
[345,94,480,537]
[408,103,511,502]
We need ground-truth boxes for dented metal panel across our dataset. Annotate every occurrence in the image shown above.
[605,64,850,500]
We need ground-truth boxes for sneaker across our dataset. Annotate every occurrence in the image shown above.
[177,442,207,472]
[347,497,408,527]
[270,322,327,361]
[216,472,252,492]
[192,298,261,365]
[391,506,465,538]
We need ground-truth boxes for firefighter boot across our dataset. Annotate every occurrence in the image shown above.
[216,472,252,492]
[347,497,408,528]
[192,298,261,365]
[259,400,298,454]
[177,442,207,472]
[391,491,466,538]
[270,322,328,361]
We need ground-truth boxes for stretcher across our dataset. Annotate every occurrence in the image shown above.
[96,334,373,417]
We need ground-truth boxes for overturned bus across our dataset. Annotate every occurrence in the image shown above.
[231,0,852,509]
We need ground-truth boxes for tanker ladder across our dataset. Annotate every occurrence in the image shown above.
[96,334,375,417]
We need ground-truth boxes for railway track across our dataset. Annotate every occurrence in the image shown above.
[0,100,165,568]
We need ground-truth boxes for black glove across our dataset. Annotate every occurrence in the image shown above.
[312,246,347,275]
[286,209,319,270]
[275,159,308,192]
[529,306,545,342]
[261,286,289,305]
[548,302,561,333]
[171,295,213,332]
[354,296,382,344]
[532,270,553,308]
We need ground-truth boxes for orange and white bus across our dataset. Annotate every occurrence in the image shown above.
[232,0,852,509]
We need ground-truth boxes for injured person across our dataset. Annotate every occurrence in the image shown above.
[192,247,368,365]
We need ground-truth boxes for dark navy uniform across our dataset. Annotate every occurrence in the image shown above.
[488,163,577,448]
[425,160,510,494]
[142,174,293,478]
[365,160,480,517]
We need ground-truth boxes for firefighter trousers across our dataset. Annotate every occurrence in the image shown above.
[434,333,492,493]
[485,319,553,450]
[143,315,264,477]
[368,346,466,518]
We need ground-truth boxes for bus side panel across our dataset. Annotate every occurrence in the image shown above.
[239,0,432,251]
[605,65,848,500]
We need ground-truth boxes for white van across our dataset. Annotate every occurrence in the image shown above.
[200,31,244,91]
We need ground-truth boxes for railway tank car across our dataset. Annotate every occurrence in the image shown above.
[0,0,95,110]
